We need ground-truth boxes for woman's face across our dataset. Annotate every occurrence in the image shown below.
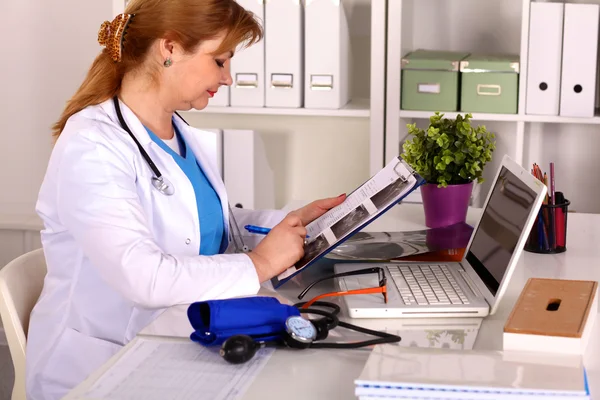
[162,31,233,111]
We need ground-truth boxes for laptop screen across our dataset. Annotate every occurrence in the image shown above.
[465,166,538,296]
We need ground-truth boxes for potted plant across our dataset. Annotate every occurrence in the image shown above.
[401,112,496,228]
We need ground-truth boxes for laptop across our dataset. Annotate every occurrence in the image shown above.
[333,155,548,319]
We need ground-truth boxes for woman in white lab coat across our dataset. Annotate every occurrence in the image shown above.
[25,1,346,398]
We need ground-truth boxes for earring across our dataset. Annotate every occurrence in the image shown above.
[164,57,172,67]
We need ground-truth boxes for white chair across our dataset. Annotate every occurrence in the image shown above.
[0,249,47,400]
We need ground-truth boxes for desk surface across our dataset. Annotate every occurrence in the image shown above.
[66,204,600,400]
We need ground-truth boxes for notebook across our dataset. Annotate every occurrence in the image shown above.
[355,344,590,399]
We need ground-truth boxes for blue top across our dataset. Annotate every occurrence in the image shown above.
[145,124,226,255]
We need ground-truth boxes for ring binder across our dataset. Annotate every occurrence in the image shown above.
[310,75,334,90]
[270,74,294,89]
[235,73,259,89]
[271,157,425,288]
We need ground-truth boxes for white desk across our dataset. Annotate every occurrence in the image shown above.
[66,204,600,399]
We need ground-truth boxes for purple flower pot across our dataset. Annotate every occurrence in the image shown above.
[421,181,474,229]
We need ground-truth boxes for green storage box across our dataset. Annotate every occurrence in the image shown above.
[459,55,520,114]
[401,49,470,112]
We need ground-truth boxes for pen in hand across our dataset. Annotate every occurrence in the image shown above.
[245,225,310,238]
[244,225,272,235]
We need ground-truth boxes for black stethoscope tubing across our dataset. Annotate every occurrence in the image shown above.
[112,95,189,187]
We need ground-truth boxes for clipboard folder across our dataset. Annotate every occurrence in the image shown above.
[271,157,425,288]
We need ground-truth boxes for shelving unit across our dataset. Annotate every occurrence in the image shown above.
[384,0,600,211]
[109,0,600,213]
[398,110,521,123]
[400,109,600,125]
[198,98,371,118]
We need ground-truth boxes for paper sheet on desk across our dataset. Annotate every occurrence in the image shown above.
[83,337,274,400]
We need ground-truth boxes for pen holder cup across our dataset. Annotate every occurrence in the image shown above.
[524,193,570,254]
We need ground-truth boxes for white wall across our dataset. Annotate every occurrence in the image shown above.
[524,123,600,213]
[0,0,372,214]
[0,0,113,215]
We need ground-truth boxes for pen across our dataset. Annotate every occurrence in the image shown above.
[244,225,272,235]
[244,225,310,238]
[550,162,556,249]
[543,172,548,204]
[550,162,556,205]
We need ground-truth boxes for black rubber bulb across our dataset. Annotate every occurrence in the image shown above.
[220,335,259,364]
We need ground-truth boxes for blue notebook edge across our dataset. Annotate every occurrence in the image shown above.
[354,364,591,398]
[270,157,426,288]
[354,381,590,397]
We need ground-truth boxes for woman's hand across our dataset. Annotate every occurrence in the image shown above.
[248,194,347,282]
[289,193,347,225]
[248,214,308,282]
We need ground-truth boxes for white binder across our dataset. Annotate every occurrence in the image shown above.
[525,2,564,116]
[208,86,230,107]
[196,128,224,178]
[229,0,265,107]
[223,129,275,210]
[265,0,303,108]
[304,0,350,109]
[559,3,600,118]
[212,129,224,178]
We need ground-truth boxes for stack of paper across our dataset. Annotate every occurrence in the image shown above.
[355,345,590,399]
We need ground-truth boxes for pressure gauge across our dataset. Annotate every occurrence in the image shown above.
[285,315,317,345]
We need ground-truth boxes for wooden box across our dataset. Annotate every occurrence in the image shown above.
[503,278,598,355]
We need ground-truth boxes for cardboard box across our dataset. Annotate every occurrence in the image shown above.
[503,278,597,355]
[401,49,470,112]
[460,54,520,114]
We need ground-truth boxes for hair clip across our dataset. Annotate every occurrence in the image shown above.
[97,13,134,62]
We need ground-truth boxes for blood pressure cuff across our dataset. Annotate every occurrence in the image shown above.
[187,296,300,346]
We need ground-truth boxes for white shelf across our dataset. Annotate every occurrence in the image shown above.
[196,98,370,118]
[524,114,600,125]
[398,110,520,123]
[398,109,600,125]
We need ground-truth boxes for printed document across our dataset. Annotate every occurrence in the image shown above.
[82,337,273,400]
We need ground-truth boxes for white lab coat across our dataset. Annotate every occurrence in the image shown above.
[25,99,286,400]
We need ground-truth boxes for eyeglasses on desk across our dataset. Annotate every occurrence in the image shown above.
[297,267,388,309]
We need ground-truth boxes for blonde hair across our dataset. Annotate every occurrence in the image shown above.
[52,0,262,137]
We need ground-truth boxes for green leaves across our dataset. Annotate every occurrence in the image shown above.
[400,112,496,187]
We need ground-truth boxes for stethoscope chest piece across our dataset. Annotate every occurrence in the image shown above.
[152,176,175,196]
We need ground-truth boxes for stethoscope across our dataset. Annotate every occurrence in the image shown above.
[112,96,250,253]
[113,96,176,196]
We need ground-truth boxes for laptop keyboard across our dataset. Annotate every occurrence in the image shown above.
[387,265,470,306]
